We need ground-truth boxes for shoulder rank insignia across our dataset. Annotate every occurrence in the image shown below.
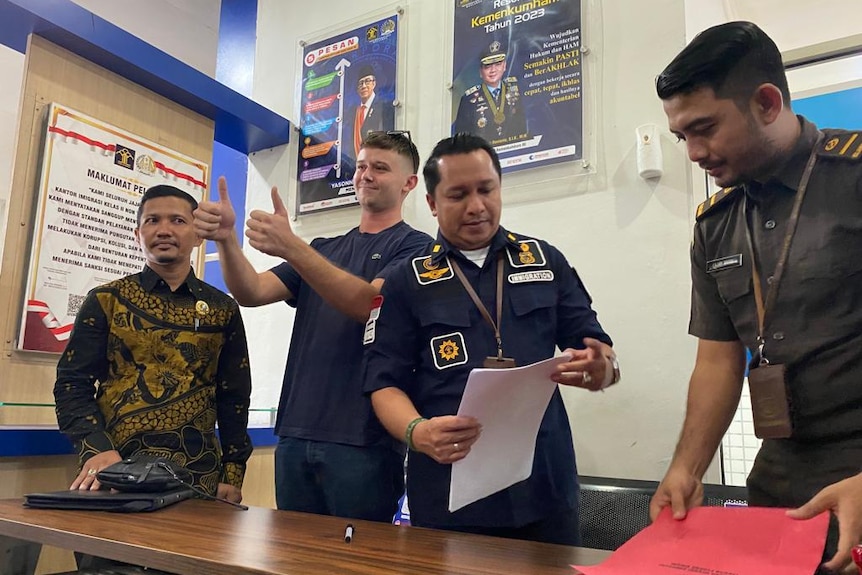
[695,187,739,221]
[412,255,453,285]
[505,239,546,268]
[465,85,480,96]
[818,132,862,160]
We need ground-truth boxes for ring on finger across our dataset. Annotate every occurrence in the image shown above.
[582,371,592,385]
[87,468,97,476]
[453,442,460,450]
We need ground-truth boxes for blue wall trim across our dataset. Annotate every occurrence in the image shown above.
[0,0,289,154]
[0,427,278,457]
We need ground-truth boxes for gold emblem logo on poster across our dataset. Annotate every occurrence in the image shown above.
[135,154,156,176]
[114,145,136,170]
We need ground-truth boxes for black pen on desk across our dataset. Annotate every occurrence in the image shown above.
[344,523,354,543]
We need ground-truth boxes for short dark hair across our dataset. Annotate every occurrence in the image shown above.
[422,133,502,196]
[656,21,791,108]
[137,185,199,226]
[361,131,421,173]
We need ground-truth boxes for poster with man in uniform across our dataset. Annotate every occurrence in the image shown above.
[451,0,583,173]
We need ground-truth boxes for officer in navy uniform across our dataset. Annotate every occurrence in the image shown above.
[650,21,862,574]
[453,41,528,145]
[362,134,620,545]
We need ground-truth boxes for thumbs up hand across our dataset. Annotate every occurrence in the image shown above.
[193,176,237,242]
[246,186,297,259]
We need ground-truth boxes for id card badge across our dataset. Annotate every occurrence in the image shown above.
[747,363,793,439]
[484,356,516,369]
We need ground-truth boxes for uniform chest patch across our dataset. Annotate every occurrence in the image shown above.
[508,270,554,284]
[412,255,454,285]
[506,240,546,268]
[430,332,468,370]
[706,254,743,273]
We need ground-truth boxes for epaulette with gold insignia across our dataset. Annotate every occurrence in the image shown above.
[695,187,739,221]
[819,132,862,160]
[465,85,479,96]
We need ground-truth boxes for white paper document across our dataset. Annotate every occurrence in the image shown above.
[448,354,570,513]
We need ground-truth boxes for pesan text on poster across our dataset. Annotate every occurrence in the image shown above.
[296,15,400,215]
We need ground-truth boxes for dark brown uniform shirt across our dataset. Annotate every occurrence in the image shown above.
[690,117,862,443]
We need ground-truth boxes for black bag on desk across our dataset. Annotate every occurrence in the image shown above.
[96,456,193,492]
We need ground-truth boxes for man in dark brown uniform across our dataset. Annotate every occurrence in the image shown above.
[647,21,862,573]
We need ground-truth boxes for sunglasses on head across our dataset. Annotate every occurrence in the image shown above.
[368,130,412,144]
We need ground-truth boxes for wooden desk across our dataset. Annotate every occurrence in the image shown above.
[0,499,609,574]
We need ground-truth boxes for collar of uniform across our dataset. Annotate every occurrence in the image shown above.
[140,265,200,295]
[765,116,820,193]
[429,227,509,265]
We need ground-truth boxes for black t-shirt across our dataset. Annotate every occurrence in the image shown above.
[270,221,430,447]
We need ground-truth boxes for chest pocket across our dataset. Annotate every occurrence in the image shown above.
[416,298,472,328]
[714,272,752,306]
[509,284,557,318]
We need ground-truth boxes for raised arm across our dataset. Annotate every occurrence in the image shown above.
[244,186,388,322]
[193,176,291,307]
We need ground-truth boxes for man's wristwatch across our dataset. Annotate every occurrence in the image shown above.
[606,354,621,386]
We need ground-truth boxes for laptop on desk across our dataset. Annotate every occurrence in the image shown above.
[24,487,195,513]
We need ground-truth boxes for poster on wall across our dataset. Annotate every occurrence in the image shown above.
[18,103,208,353]
[452,0,582,173]
[296,14,399,214]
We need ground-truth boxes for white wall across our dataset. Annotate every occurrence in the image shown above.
[71,0,222,77]
[685,0,862,51]
[249,0,700,481]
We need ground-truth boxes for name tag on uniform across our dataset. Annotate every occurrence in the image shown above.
[706,254,743,273]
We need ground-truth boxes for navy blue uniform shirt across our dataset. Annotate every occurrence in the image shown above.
[362,227,611,528]
[271,221,430,448]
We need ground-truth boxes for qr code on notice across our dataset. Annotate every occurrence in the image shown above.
[67,294,86,316]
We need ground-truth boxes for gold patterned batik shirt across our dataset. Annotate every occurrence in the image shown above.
[55,266,252,495]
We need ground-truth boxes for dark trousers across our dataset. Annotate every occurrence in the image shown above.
[748,437,862,574]
[275,436,404,523]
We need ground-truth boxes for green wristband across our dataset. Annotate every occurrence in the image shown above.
[405,417,427,451]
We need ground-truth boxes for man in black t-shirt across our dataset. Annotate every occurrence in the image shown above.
[194,132,429,522]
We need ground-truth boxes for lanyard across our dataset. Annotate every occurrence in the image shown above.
[449,252,505,360]
[744,132,822,364]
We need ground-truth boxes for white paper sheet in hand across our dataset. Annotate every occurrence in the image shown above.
[448,354,570,513]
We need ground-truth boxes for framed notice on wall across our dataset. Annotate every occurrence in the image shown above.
[18,103,208,353]
[296,14,400,215]
[451,0,583,173]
